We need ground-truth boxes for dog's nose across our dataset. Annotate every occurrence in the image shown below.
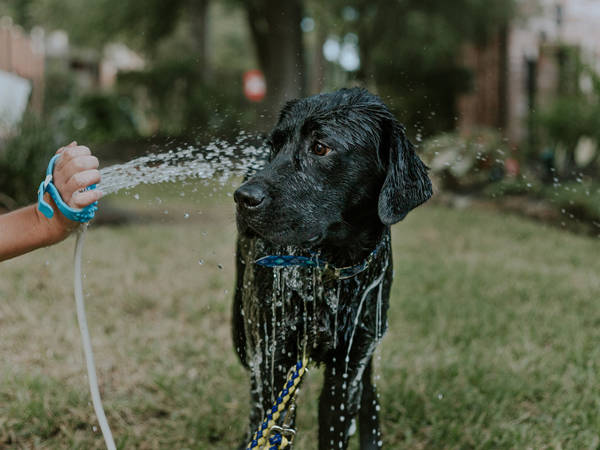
[234,183,267,208]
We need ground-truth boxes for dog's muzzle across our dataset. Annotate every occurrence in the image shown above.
[234,181,268,210]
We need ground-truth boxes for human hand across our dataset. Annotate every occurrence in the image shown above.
[53,142,103,208]
[40,142,103,240]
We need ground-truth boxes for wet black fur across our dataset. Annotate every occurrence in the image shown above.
[232,88,432,449]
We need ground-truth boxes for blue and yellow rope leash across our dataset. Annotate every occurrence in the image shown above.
[246,355,309,449]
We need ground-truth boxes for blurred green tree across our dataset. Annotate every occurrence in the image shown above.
[1,0,211,81]
[6,0,306,128]
[535,62,600,177]
[1,0,518,137]
[319,0,516,136]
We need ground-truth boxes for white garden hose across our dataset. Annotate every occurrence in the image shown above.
[74,226,116,450]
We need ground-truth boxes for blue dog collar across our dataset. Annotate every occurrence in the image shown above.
[255,236,387,280]
[37,154,99,223]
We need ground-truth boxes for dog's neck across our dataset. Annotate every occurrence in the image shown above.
[319,193,389,266]
[318,218,388,267]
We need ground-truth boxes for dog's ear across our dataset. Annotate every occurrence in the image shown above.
[378,122,432,225]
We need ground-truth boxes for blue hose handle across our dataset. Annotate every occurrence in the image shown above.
[37,154,99,223]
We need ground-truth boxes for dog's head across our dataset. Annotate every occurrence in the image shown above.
[234,88,432,248]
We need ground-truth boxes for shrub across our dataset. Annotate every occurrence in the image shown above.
[0,115,56,207]
[51,92,140,146]
[420,128,515,192]
[117,59,256,137]
[534,65,600,176]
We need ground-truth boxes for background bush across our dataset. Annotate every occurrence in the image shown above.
[0,116,56,208]
[420,128,515,192]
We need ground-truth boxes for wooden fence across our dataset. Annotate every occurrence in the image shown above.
[0,19,45,114]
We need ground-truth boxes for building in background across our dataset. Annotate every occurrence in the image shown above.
[457,0,600,146]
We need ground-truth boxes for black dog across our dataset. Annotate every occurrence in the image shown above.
[232,88,432,449]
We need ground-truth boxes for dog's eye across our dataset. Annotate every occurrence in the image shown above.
[312,142,332,156]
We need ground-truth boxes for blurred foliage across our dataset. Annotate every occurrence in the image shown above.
[542,180,600,222]
[1,0,190,52]
[534,51,600,176]
[535,97,600,177]
[323,0,516,135]
[484,178,600,232]
[42,60,80,117]
[50,93,139,145]
[117,59,255,137]
[41,61,140,150]
[2,0,518,138]
[421,129,514,192]
[483,177,542,198]
[0,0,35,28]
[0,115,56,207]
[538,97,600,150]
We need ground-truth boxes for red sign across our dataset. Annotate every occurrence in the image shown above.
[243,70,266,102]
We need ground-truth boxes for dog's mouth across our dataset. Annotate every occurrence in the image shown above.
[236,211,325,248]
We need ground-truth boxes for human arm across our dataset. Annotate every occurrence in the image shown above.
[0,143,102,261]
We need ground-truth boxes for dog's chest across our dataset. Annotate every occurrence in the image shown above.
[236,235,392,362]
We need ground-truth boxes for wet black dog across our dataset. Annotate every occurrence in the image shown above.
[232,88,432,449]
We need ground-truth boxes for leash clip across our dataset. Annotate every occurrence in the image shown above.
[268,425,296,448]
[37,154,99,223]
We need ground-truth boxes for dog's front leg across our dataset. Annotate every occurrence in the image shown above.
[358,358,382,449]
[240,368,266,449]
[318,359,365,449]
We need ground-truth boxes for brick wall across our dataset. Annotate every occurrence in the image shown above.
[457,32,507,135]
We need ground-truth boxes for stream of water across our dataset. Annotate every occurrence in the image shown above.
[98,132,266,195]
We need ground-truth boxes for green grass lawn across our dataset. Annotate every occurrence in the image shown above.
[1,184,599,449]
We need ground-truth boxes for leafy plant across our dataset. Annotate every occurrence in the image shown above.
[51,92,140,145]
[534,63,600,176]
[420,128,515,192]
[0,115,56,207]
[117,60,255,137]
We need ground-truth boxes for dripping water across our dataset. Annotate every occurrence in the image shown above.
[343,259,389,377]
